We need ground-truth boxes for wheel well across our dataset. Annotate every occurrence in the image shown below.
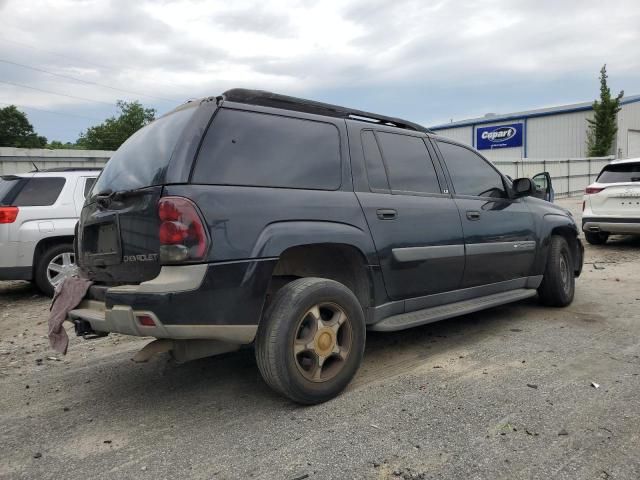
[269,244,372,309]
[551,227,580,273]
[33,236,74,272]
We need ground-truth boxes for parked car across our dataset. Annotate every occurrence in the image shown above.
[68,89,583,404]
[0,168,100,295]
[582,158,640,244]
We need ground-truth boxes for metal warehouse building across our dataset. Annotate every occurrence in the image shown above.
[430,94,640,161]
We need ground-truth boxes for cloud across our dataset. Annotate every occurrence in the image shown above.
[0,0,638,142]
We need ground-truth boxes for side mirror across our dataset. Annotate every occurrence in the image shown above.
[512,177,535,197]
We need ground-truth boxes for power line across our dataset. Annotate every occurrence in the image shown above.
[0,101,102,121]
[0,35,188,96]
[0,58,180,104]
[0,79,118,107]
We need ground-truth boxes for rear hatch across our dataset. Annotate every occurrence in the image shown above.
[78,105,197,284]
[589,162,640,216]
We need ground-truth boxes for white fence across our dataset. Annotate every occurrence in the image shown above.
[493,156,614,198]
[0,147,112,175]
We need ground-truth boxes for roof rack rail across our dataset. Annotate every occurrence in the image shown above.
[221,89,433,134]
[30,167,103,173]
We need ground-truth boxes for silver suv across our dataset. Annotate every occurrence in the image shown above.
[0,168,100,295]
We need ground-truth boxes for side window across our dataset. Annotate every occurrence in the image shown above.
[376,132,441,194]
[13,177,66,206]
[192,109,341,190]
[437,141,507,198]
[360,130,390,191]
[83,177,97,198]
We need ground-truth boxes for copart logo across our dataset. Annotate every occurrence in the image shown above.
[481,126,517,142]
[124,254,158,263]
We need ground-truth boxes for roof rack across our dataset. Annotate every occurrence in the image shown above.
[221,89,433,134]
[30,167,103,173]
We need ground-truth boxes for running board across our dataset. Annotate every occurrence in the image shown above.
[369,289,537,332]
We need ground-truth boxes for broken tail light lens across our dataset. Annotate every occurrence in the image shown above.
[158,197,209,263]
[0,206,18,224]
[585,187,605,194]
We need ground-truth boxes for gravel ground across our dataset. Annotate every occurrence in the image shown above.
[1,197,639,480]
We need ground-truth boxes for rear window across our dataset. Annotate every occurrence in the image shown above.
[376,132,441,194]
[597,163,640,183]
[0,176,66,206]
[91,105,196,196]
[192,109,341,190]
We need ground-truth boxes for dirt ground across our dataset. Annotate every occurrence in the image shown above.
[1,197,639,480]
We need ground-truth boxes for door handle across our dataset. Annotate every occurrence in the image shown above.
[377,208,397,220]
[466,210,481,221]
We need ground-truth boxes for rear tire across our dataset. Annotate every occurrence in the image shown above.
[585,231,609,245]
[34,243,76,297]
[255,277,366,405]
[538,236,575,307]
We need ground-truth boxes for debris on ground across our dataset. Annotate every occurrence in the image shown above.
[558,429,569,436]
[527,383,538,389]
[591,382,600,389]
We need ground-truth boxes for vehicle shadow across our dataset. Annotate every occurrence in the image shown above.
[0,280,44,303]
[60,297,542,415]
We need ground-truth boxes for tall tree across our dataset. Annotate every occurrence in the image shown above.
[0,105,47,148]
[77,100,156,150]
[586,65,624,156]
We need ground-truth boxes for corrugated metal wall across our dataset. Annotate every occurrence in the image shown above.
[617,101,640,158]
[0,147,112,175]
[432,99,640,160]
[430,126,473,145]
[526,110,592,158]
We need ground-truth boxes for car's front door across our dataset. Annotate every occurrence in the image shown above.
[433,140,537,289]
[351,127,465,301]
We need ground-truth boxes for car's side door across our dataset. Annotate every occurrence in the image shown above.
[432,139,537,289]
[351,126,465,301]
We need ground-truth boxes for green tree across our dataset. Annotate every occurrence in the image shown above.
[586,65,624,156]
[0,105,47,148]
[77,100,156,150]
[47,140,81,150]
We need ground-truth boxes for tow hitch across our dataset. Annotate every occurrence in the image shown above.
[73,319,108,340]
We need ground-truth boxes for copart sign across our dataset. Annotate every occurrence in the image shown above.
[476,123,523,150]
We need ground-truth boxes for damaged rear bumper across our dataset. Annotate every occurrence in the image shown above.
[67,262,266,345]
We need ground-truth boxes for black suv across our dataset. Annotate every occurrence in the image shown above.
[70,89,583,404]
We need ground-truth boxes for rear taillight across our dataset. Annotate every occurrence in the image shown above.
[585,187,605,194]
[158,197,209,263]
[0,206,18,224]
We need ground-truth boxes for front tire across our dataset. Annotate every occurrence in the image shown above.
[34,244,77,297]
[255,277,366,405]
[538,236,575,307]
[584,231,609,245]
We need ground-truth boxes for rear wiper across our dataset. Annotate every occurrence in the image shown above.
[94,188,147,207]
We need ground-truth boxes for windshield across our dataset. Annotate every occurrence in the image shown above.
[0,175,28,205]
[90,105,196,197]
[597,162,640,183]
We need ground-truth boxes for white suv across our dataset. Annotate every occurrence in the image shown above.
[582,158,640,244]
[0,168,100,295]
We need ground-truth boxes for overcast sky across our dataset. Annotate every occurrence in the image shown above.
[1,0,639,143]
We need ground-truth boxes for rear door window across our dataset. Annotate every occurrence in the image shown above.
[376,131,441,194]
[13,177,66,206]
[192,109,341,190]
[83,177,97,198]
[597,163,640,183]
[437,141,507,198]
[361,130,390,192]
